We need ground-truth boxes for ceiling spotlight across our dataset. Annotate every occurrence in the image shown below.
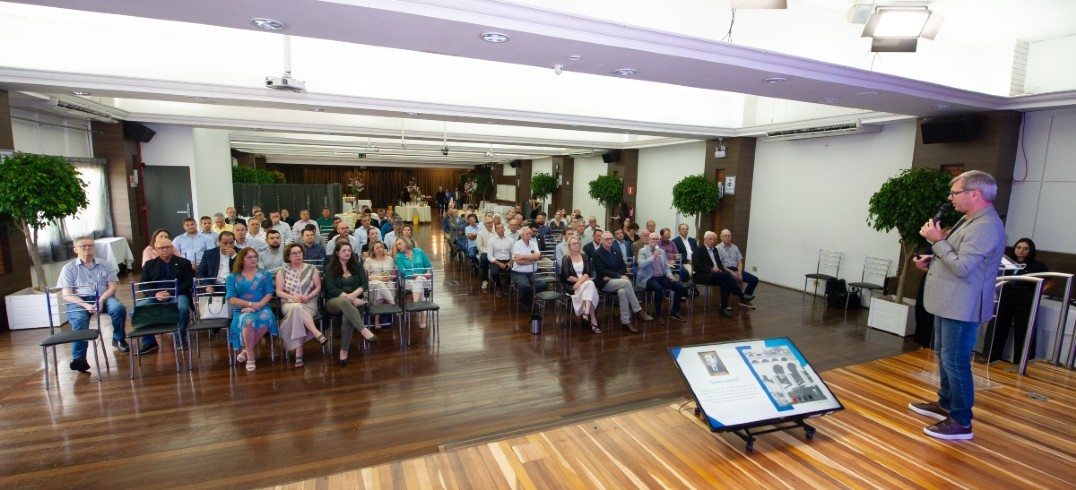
[862,7,943,53]
[567,55,582,61]
[311,107,325,112]
[251,18,287,31]
[612,68,637,76]
[407,112,418,116]
[714,138,727,159]
[70,91,91,96]
[554,64,564,75]
[932,103,952,109]
[855,91,879,97]
[441,146,450,156]
[818,97,841,104]
[762,77,787,84]
[480,32,510,43]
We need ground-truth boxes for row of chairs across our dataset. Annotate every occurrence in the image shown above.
[804,250,892,308]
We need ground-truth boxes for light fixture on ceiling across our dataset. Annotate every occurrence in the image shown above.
[612,68,637,76]
[567,54,582,61]
[441,122,449,156]
[932,103,952,109]
[484,144,495,158]
[730,0,787,9]
[862,7,943,53]
[265,35,306,92]
[251,18,287,31]
[70,91,91,96]
[406,112,418,116]
[554,64,564,75]
[762,77,787,84]
[311,107,325,112]
[714,138,727,159]
[855,91,879,97]
[362,137,380,153]
[480,32,510,43]
[818,97,841,104]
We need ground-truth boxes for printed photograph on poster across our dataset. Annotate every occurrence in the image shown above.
[698,351,730,377]
[743,346,828,408]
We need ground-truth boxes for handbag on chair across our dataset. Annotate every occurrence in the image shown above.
[130,302,182,330]
[197,295,233,320]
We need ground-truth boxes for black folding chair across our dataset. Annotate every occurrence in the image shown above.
[39,286,109,389]
[127,279,185,379]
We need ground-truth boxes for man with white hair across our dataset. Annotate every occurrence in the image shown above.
[592,231,653,332]
[694,230,754,317]
[57,237,129,370]
[636,232,687,323]
[717,229,759,301]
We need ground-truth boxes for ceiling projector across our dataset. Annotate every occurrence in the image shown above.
[265,75,306,93]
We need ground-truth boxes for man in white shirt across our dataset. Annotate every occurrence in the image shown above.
[511,227,548,307]
[582,215,600,241]
[247,217,267,242]
[268,210,292,243]
[232,222,267,255]
[291,209,317,239]
[717,229,759,300]
[476,215,495,290]
[487,222,514,295]
[508,217,522,242]
[355,214,379,250]
[173,217,214,268]
[258,229,286,272]
[324,221,361,256]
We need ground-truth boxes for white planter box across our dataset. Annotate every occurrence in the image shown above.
[868,296,915,336]
[5,288,64,330]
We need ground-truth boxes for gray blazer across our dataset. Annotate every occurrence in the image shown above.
[923,206,1005,323]
[636,244,674,288]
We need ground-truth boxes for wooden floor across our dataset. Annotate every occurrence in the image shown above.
[279,350,1076,489]
[0,222,923,488]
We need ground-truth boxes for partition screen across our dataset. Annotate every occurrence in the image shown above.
[669,337,843,432]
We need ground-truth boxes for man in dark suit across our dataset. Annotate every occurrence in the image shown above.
[673,223,698,283]
[592,231,652,332]
[909,170,1005,441]
[197,231,237,283]
[694,230,753,318]
[137,237,195,353]
[582,228,602,258]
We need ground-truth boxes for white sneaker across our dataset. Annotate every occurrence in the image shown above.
[481,280,489,290]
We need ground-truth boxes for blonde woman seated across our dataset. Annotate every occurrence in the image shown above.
[275,242,328,368]
[393,238,432,329]
[226,247,278,372]
[364,240,397,330]
[559,236,601,333]
[325,241,377,366]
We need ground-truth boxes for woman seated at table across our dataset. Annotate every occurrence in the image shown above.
[559,236,600,333]
[325,240,377,366]
[275,242,327,368]
[142,228,171,265]
[226,247,278,372]
[364,240,397,329]
[394,238,433,329]
[990,237,1050,363]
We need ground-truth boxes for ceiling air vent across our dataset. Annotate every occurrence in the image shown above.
[764,121,880,141]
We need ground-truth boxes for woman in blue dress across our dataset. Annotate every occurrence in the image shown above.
[226,247,278,371]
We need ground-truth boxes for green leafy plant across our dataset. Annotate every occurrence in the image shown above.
[530,172,558,203]
[232,165,285,184]
[867,167,953,303]
[671,174,721,237]
[0,153,89,291]
[587,174,623,226]
[475,174,493,197]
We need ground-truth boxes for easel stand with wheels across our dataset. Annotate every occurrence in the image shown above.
[695,407,817,452]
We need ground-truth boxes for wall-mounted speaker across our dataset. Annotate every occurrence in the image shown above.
[123,121,156,143]
[920,115,981,144]
[601,150,621,163]
[509,159,522,168]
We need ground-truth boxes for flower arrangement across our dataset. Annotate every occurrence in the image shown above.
[347,175,364,195]
[464,178,477,195]
[406,178,422,201]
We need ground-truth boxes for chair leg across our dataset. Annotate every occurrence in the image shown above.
[42,346,50,390]
[91,338,103,382]
[173,337,181,373]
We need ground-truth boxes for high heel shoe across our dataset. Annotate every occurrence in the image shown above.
[316,333,327,344]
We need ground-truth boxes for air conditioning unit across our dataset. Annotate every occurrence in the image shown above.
[764,121,881,141]
[49,95,127,124]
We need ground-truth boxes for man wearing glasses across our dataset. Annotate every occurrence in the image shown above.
[592,231,653,332]
[197,231,238,284]
[910,170,1005,441]
[57,237,128,371]
[137,237,194,353]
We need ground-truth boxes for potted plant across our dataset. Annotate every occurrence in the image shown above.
[865,167,953,335]
[0,153,88,329]
[475,174,493,203]
[671,174,721,238]
[587,174,623,229]
[530,172,558,214]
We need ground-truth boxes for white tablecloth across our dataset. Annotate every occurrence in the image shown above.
[94,237,134,269]
[1035,299,1076,364]
[397,205,432,223]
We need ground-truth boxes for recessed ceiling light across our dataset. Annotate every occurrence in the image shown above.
[311,107,325,112]
[613,68,637,76]
[932,103,952,109]
[762,77,787,84]
[480,32,510,43]
[70,91,91,96]
[407,112,418,116]
[855,91,879,97]
[250,18,287,31]
[818,97,841,104]
[567,55,582,61]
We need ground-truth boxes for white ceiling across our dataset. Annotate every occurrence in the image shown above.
[1,0,1074,167]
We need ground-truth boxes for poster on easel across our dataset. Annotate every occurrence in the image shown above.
[669,337,843,432]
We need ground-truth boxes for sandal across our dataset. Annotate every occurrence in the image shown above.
[294,356,304,368]
[316,334,327,345]
[246,360,256,372]
[591,324,602,334]
[237,351,247,363]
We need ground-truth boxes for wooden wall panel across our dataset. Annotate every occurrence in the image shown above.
[91,122,141,256]
[0,90,14,150]
[705,138,756,252]
[0,226,31,331]
[607,150,638,230]
[267,164,465,210]
[516,159,532,206]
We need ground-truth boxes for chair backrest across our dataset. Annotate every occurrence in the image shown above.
[536,261,560,292]
[302,258,324,272]
[860,256,891,286]
[193,277,225,299]
[130,279,179,301]
[46,285,98,334]
[816,250,842,277]
[368,270,401,306]
[402,266,434,302]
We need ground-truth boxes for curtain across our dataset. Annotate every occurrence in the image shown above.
[37,159,113,263]
[267,164,467,210]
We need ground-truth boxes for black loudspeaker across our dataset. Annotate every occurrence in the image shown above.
[920,115,980,144]
[602,150,621,163]
[509,160,522,168]
[123,121,156,143]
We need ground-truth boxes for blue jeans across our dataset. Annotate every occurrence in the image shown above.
[728,266,759,296]
[66,296,126,360]
[135,295,191,346]
[466,246,478,263]
[935,316,979,426]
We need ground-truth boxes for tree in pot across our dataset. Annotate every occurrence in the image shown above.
[0,153,89,291]
[587,174,623,229]
[475,174,493,203]
[530,172,558,214]
[671,174,721,238]
[866,167,954,303]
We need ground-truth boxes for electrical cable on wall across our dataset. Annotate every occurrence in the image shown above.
[721,9,736,42]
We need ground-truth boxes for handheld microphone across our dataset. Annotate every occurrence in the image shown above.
[931,203,952,224]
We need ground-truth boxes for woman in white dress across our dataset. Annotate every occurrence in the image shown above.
[558,236,600,333]
[363,240,397,329]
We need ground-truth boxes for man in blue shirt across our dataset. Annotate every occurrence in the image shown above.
[464,213,481,264]
[174,217,214,269]
[57,236,128,371]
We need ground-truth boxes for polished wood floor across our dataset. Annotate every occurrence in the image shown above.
[0,222,921,488]
[283,350,1076,489]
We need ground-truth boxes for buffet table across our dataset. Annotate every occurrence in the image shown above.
[396,204,431,223]
[94,236,134,269]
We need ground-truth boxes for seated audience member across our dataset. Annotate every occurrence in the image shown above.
[592,231,652,332]
[636,232,687,324]
[555,230,571,263]
[487,222,514,294]
[275,242,327,368]
[621,218,635,242]
[582,216,600,241]
[136,237,194,354]
[658,228,681,267]
[248,217,267,242]
[232,222,267,255]
[317,207,335,235]
[299,228,326,265]
[290,209,317,240]
[326,217,343,242]
[582,228,603,257]
[383,220,402,250]
[356,214,380,249]
[694,231,754,317]
[560,236,601,333]
[464,213,481,264]
[625,221,640,243]
[258,229,286,272]
[508,218,523,242]
[717,229,759,301]
[441,207,453,234]
[325,221,362,257]
[612,229,631,260]
[380,215,395,238]
[226,247,277,372]
[548,210,567,234]
[394,238,433,329]
[673,223,698,283]
[142,228,171,266]
[399,223,417,250]
[365,240,397,329]
[534,212,552,240]
[197,231,237,284]
[476,215,495,289]
[198,215,218,244]
[174,217,214,268]
[360,227,381,257]
[325,241,379,367]
[268,210,292,243]
[224,206,246,227]
[212,213,231,234]
[510,227,548,310]
[58,236,128,370]
[280,208,295,226]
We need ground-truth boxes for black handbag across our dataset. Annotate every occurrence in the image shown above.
[130,302,181,330]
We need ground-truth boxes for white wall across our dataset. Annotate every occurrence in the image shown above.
[636,142,706,236]
[10,109,93,157]
[192,128,234,219]
[747,121,917,291]
[572,156,608,225]
[1026,35,1076,94]
[1005,107,1076,253]
[141,124,195,167]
